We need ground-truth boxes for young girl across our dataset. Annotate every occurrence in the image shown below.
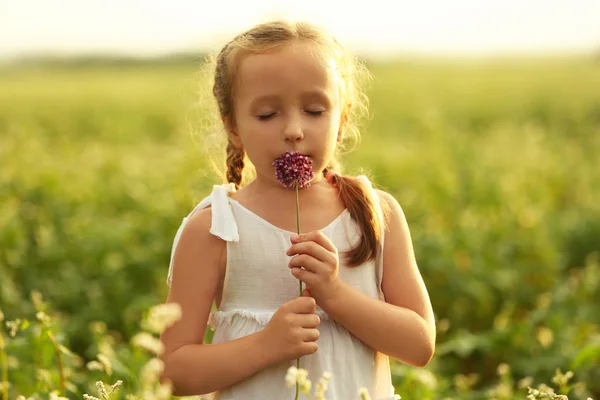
[160,20,435,400]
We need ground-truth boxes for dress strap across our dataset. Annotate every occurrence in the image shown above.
[166,183,239,286]
[356,175,386,301]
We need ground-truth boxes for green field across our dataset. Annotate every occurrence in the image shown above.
[1,56,599,399]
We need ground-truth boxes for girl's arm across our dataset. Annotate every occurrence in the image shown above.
[320,190,436,367]
[159,208,274,396]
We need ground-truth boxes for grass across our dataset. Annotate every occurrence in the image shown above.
[1,55,599,399]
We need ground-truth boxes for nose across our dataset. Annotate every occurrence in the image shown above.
[282,113,304,142]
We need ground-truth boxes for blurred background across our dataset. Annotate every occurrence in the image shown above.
[1,1,599,399]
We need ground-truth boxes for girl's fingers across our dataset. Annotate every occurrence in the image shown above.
[288,254,321,273]
[291,231,337,254]
[290,266,317,287]
[286,241,331,262]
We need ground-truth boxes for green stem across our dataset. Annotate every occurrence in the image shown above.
[46,331,66,393]
[296,183,302,295]
[294,182,301,400]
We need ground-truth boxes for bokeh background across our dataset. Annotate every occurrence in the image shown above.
[1,1,599,399]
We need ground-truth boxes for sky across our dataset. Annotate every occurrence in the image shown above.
[1,0,599,60]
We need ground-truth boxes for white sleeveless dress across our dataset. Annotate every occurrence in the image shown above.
[167,177,400,400]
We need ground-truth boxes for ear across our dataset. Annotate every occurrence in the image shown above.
[223,116,243,149]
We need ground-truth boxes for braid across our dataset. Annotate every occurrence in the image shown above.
[226,141,245,190]
[323,160,384,267]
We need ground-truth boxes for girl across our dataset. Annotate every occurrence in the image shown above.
[160,20,435,400]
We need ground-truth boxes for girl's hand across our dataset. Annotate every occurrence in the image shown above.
[286,231,342,306]
[261,296,321,364]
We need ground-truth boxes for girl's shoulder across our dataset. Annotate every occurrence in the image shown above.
[166,183,238,286]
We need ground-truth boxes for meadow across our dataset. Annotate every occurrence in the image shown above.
[0,54,599,399]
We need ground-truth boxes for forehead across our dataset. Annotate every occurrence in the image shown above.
[234,43,339,101]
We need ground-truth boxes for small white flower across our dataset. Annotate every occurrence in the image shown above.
[87,361,105,371]
[496,363,510,376]
[6,319,22,337]
[299,378,312,394]
[285,366,298,388]
[141,358,165,383]
[156,382,173,400]
[97,354,113,376]
[36,311,51,325]
[518,377,534,389]
[108,380,123,395]
[142,303,182,334]
[49,392,69,400]
[96,381,109,399]
[131,332,164,355]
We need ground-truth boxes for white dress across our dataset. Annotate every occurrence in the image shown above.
[167,177,400,400]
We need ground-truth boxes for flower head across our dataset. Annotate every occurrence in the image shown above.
[272,151,314,189]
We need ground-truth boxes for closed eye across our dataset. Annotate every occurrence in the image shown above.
[305,110,324,116]
[257,113,276,121]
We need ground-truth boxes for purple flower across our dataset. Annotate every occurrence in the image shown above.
[272,151,315,189]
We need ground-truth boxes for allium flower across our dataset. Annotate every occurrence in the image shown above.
[272,151,314,189]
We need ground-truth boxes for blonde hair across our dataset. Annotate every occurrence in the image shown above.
[195,20,384,267]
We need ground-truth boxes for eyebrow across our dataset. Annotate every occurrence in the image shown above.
[248,90,333,107]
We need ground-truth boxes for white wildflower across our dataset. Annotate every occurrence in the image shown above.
[97,354,113,376]
[131,332,164,355]
[156,382,173,400]
[315,371,332,400]
[299,378,312,395]
[6,319,22,337]
[49,392,69,400]
[285,366,311,393]
[87,360,104,372]
[36,311,51,325]
[285,366,298,388]
[497,363,510,376]
[552,369,574,387]
[109,380,123,395]
[141,358,165,383]
[296,368,310,388]
[142,303,182,334]
[518,376,534,389]
[83,395,101,400]
[96,381,109,399]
